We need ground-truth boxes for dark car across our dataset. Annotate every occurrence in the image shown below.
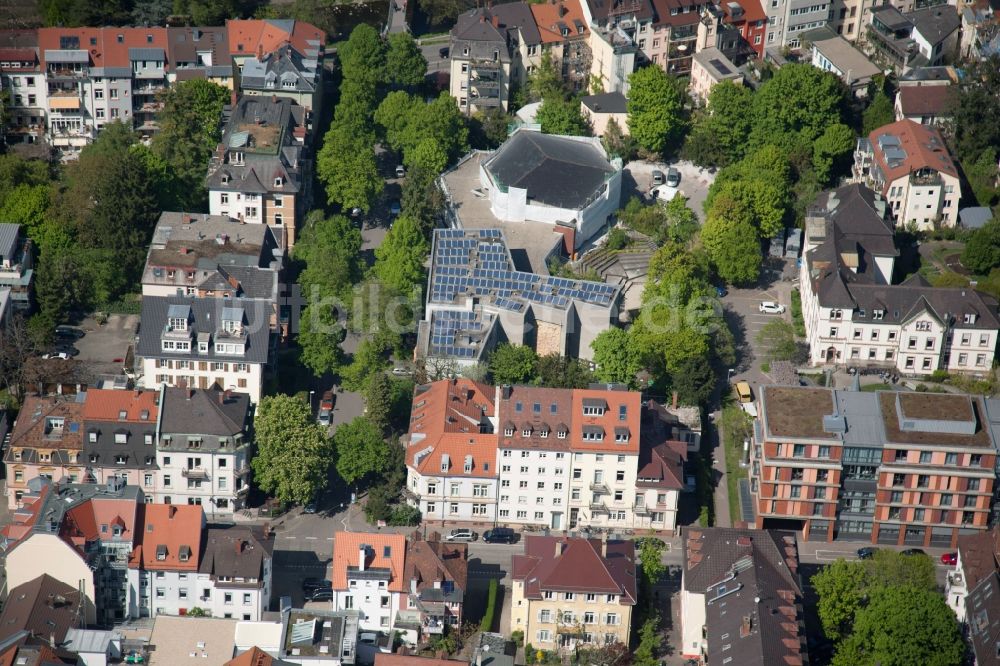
[309,588,333,601]
[901,548,927,557]
[302,578,332,592]
[55,325,85,340]
[483,527,516,544]
[856,547,877,560]
[439,47,450,59]
[715,286,728,298]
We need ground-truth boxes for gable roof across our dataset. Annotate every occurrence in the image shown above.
[483,129,616,209]
[82,388,159,422]
[332,532,406,593]
[531,0,590,43]
[160,387,251,439]
[512,536,637,604]
[130,504,203,571]
[0,575,83,645]
[403,538,469,602]
[406,379,498,478]
[867,119,958,184]
[225,19,324,58]
[683,528,804,666]
[636,441,686,489]
[199,527,273,581]
[225,646,295,666]
[6,395,85,455]
[897,84,955,117]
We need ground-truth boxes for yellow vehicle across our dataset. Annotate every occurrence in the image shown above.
[734,381,753,404]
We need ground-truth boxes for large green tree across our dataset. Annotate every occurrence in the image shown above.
[591,328,642,386]
[152,78,229,210]
[862,89,895,135]
[316,124,382,213]
[252,395,334,505]
[536,96,591,136]
[813,122,857,185]
[385,33,428,88]
[627,66,685,155]
[488,344,539,385]
[374,214,429,293]
[952,56,1000,164]
[701,198,762,285]
[339,24,386,86]
[683,80,754,166]
[962,217,1000,273]
[831,586,963,666]
[535,354,595,389]
[334,416,391,485]
[294,213,363,301]
[749,63,848,154]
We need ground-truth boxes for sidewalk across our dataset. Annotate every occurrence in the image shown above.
[711,412,732,528]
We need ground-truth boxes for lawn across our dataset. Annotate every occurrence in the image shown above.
[720,404,752,524]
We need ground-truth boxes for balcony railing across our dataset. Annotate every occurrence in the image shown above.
[634,503,649,515]
[590,481,609,493]
[590,499,608,512]
[182,467,208,479]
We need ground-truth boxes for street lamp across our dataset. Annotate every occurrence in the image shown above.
[727,368,735,383]
[308,389,315,410]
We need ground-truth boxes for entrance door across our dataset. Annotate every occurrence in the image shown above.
[551,512,562,530]
[569,508,579,529]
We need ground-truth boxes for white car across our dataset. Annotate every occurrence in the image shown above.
[391,367,412,376]
[42,352,71,360]
[759,301,786,314]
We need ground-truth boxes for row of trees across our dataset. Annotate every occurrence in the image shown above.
[813,550,964,665]
[952,56,1000,206]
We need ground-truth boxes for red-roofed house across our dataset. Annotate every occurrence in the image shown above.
[893,84,955,126]
[510,535,637,653]
[853,119,961,229]
[126,503,204,619]
[397,535,468,645]
[331,532,406,632]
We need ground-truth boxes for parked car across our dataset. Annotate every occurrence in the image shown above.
[856,547,878,560]
[439,47,450,59]
[389,200,401,216]
[302,578,331,592]
[395,165,406,178]
[42,352,71,361]
[665,167,681,187]
[483,527,517,544]
[351,207,363,218]
[303,502,317,514]
[391,367,412,376]
[715,286,728,298]
[733,381,753,404]
[317,409,331,426]
[55,344,80,357]
[759,301,786,314]
[445,528,477,542]
[901,548,927,557]
[309,588,333,601]
[941,552,958,565]
[55,325,85,340]
[320,390,335,412]
[651,169,665,186]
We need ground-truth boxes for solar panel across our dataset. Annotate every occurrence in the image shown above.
[708,58,731,75]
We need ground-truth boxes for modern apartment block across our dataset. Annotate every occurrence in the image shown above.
[155,387,254,517]
[206,95,312,249]
[510,535,636,653]
[404,379,691,531]
[0,20,324,153]
[0,223,34,312]
[800,183,999,376]
[853,119,961,229]
[749,385,1000,548]
[680,528,806,663]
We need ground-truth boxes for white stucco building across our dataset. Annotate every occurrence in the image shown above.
[331,532,406,633]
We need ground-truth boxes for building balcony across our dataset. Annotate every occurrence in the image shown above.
[423,618,446,634]
[590,499,608,512]
[182,467,209,479]
[590,481,609,493]
[634,503,649,515]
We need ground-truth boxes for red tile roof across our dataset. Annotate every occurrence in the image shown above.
[407,380,497,478]
[7,395,84,451]
[403,538,468,595]
[375,655,467,665]
[332,532,406,593]
[82,388,159,422]
[531,0,590,43]
[130,504,204,571]
[225,19,324,58]
[897,85,955,117]
[60,495,141,555]
[570,388,641,454]
[225,646,281,666]
[512,536,637,603]
[37,27,170,70]
[868,119,958,185]
[651,0,703,27]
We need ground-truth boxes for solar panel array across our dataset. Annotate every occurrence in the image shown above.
[429,229,617,312]
[429,310,487,358]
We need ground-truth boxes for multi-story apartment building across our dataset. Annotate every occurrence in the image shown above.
[853,119,961,229]
[0,223,34,312]
[127,505,272,621]
[800,183,999,375]
[0,31,47,146]
[647,0,701,74]
[750,385,1000,548]
[530,0,593,93]
[331,532,406,633]
[510,535,636,653]
[944,526,1000,624]
[680,527,806,663]
[763,0,830,47]
[81,388,160,489]
[405,380,689,531]
[3,395,86,508]
[206,95,311,249]
[807,27,881,96]
[863,4,960,71]
[696,0,768,60]
[1,478,144,626]
[136,296,274,402]
[156,387,253,516]
[830,0,879,40]
[396,536,468,645]
[405,379,500,522]
[238,42,323,122]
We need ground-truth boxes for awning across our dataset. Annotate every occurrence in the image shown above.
[49,96,80,110]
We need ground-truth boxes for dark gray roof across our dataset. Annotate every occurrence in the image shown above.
[484,129,615,209]
[159,387,251,447]
[128,47,165,60]
[137,295,272,365]
[909,5,961,44]
[452,4,541,50]
[844,281,1000,329]
[585,0,655,23]
[967,571,1000,666]
[83,419,158,471]
[198,526,273,584]
[683,528,804,666]
[240,44,319,94]
[580,91,628,113]
[0,575,84,645]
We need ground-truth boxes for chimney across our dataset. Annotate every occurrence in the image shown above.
[601,532,608,558]
[672,391,678,409]
[492,14,499,27]
[134,389,141,397]
[235,539,245,554]
[256,43,264,61]
[358,545,368,571]
[218,391,225,405]
[555,539,563,558]
[169,505,177,519]
[186,387,193,400]
[272,94,277,104]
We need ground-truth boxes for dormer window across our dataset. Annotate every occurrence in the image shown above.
[464,455,473,473]
[965,313,977,324]
[504,427,514,436]
[540,428,549,438]
[168,316,187,331]
[118,409,128,420]
[873,309,885,320]
[144,434,153,446]
[522,427,531,437]
[89,431,98,443]
[156,544,167,561]
[90,454,99,463]
[221,173,230,184]
[115,455,127,465]
[115,432,128,444]
[274,176,283,187]
[557,429,567,439]
[441,454,450,472]
[231,152,244,166]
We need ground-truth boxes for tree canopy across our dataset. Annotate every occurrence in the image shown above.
[374,214,430,294]
[334,416,391,486]
[488,344,539,385]
[962,217,1000,273]
[252,395,334,505]
[537,97,591,136]
[385,33,428,88]
[748,63,848,155]
[627,66,685,155]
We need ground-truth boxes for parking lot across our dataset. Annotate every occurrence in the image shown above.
[623,159,717,221]
[71,313,138,377]
[720,273,794,387]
